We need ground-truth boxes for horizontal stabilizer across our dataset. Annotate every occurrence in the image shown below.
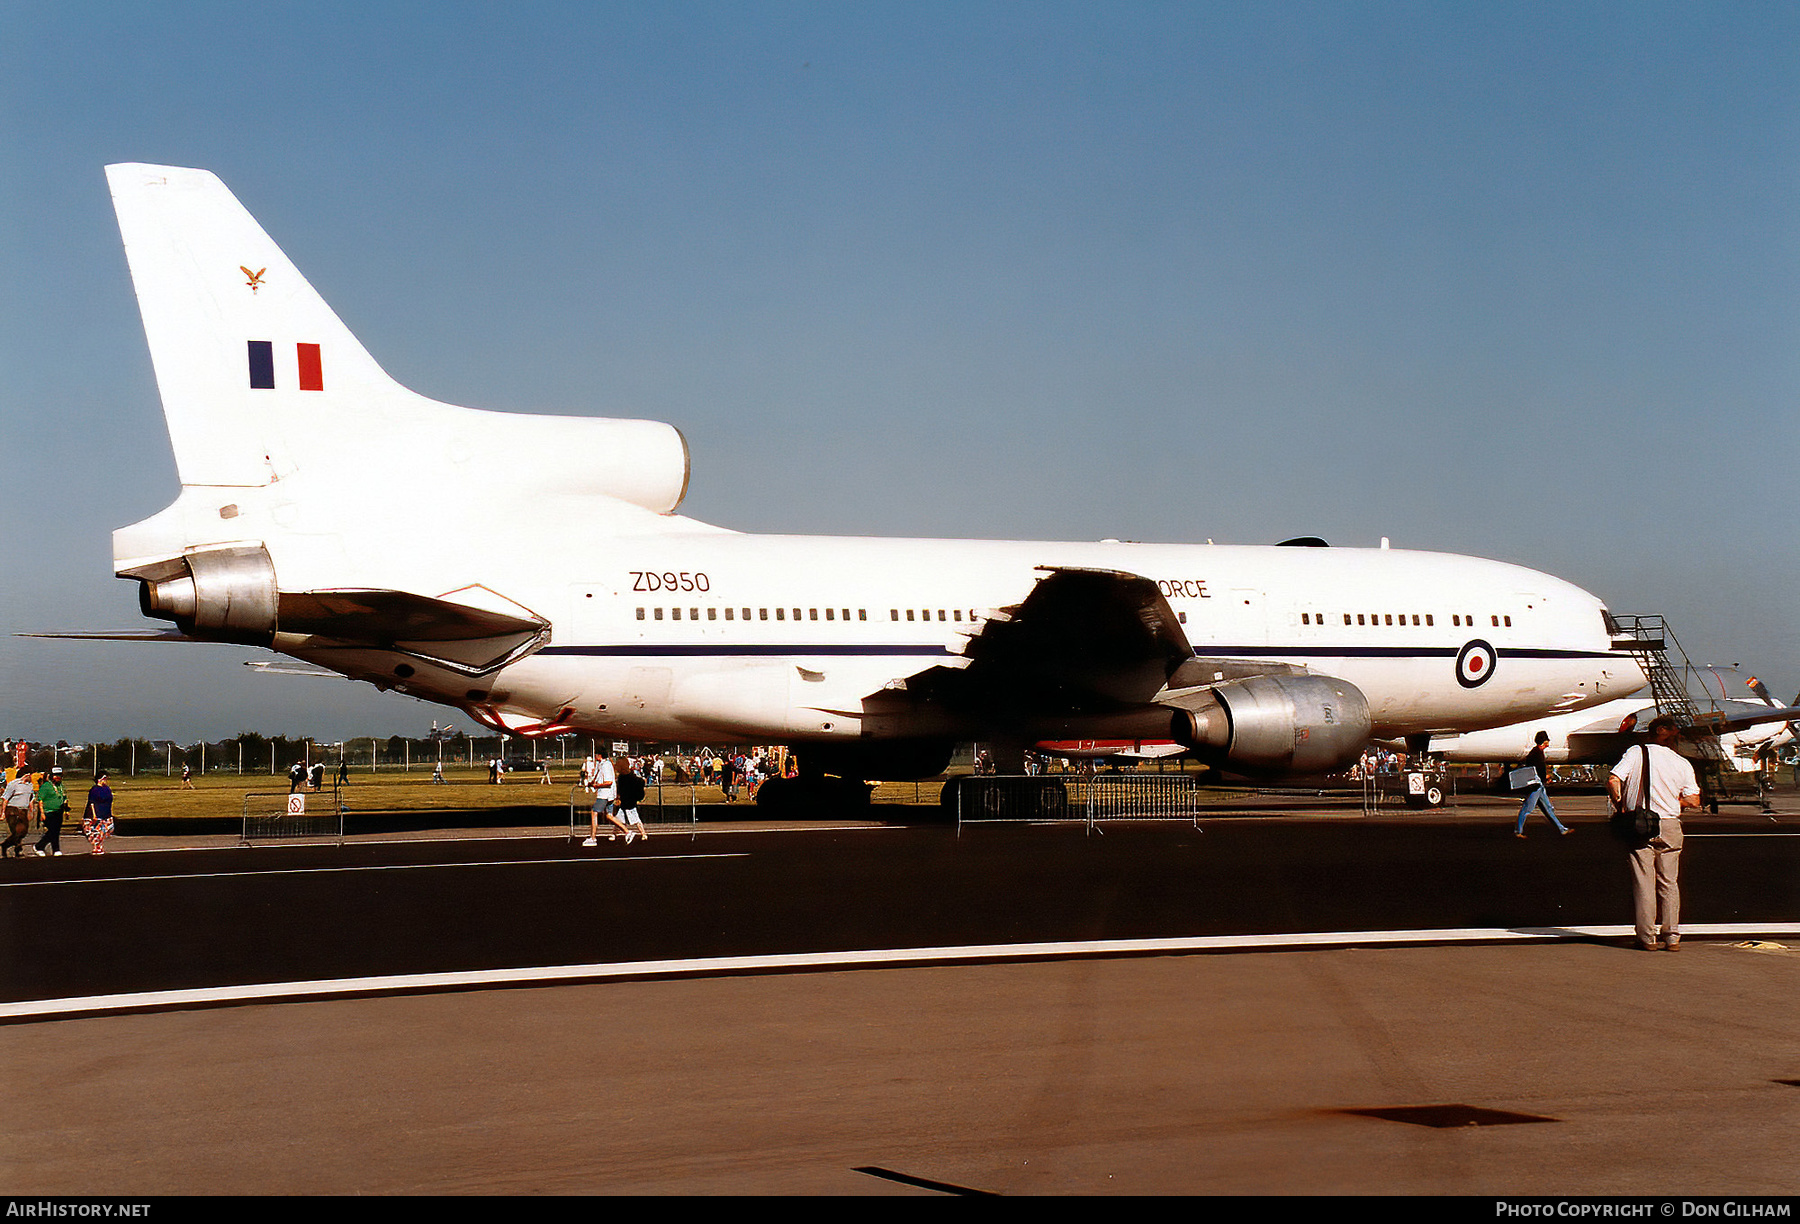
[15,630,196,642]
[243,660,348,679]
[278,589,543,643]
[278,588,550,677]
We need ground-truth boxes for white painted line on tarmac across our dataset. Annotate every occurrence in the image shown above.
[85,822,896,854]
[7,923,1799,1023]
[0,852,749,887]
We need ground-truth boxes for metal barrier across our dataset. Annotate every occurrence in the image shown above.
[241,788,344,844]
[1361,768,1455,815]
[567,781,700,839]
[949,773,1202,830]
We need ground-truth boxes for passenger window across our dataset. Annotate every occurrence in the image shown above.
[654,608,663,621]
[759,608,768,621]
[776,608,785,621]
[809,608,818,621]
[890,609,899,621]
[906,610,915,621]
[1425,614,1434,626]
[1504,615,1512,627]
[636,608,645,621]
[724,607,733,620]
[707,608,717,621]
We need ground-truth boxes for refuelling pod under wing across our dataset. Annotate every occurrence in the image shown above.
[1164,674,1372,775]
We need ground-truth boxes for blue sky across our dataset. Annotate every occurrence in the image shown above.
[2,2,1795,742]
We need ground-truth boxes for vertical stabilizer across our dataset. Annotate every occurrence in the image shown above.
[107,162,693,577]
[106,163,405,487]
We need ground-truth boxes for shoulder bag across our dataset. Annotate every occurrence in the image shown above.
[1609,743,1660,846]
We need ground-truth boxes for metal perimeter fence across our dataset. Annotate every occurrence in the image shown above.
[241,788,345,844]
[949,773,1203,830]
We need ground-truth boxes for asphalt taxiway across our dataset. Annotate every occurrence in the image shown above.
[2,792,1797,1194]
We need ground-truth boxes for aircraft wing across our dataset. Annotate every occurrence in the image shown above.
[867,565,1369,774]
[1686,704,1800,736]
[1563,700,1800,739]
[903,567,1196,715]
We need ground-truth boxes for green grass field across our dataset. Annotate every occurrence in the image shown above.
[49,765,958,825]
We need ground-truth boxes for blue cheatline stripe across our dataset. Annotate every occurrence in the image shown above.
[247,339,275,389]
[536,643,1624,661]
[539,644,955,658]
[1193,645,1625,661]
[4,924,1795,1021]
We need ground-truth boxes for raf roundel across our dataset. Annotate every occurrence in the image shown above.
[1455,639,1497,689]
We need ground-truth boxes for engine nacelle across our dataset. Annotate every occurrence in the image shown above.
[1169,674,1371,775]
[135,544,278,646]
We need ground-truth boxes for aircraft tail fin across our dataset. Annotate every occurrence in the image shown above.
[107,163,691,520]
[106,163,408,488]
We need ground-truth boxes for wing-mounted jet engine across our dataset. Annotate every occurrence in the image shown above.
[1160,673,1372,776]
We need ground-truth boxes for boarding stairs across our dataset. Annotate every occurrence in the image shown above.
[1607,614,1765,812]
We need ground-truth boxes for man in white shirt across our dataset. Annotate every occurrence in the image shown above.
[1609,715,1702,951]
[2,770,35,858]
[582,754,618,847]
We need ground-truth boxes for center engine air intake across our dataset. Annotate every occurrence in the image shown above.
[135,544,278,646]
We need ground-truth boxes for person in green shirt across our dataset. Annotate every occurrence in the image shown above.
[31,767,68,857]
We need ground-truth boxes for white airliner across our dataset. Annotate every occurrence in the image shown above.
[100,163,1643,796]
[1431,672,1800,771]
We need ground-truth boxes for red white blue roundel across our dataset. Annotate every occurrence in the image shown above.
[1456,639,1497,688]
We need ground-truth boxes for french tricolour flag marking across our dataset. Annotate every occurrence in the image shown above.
[246,341,324,391]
